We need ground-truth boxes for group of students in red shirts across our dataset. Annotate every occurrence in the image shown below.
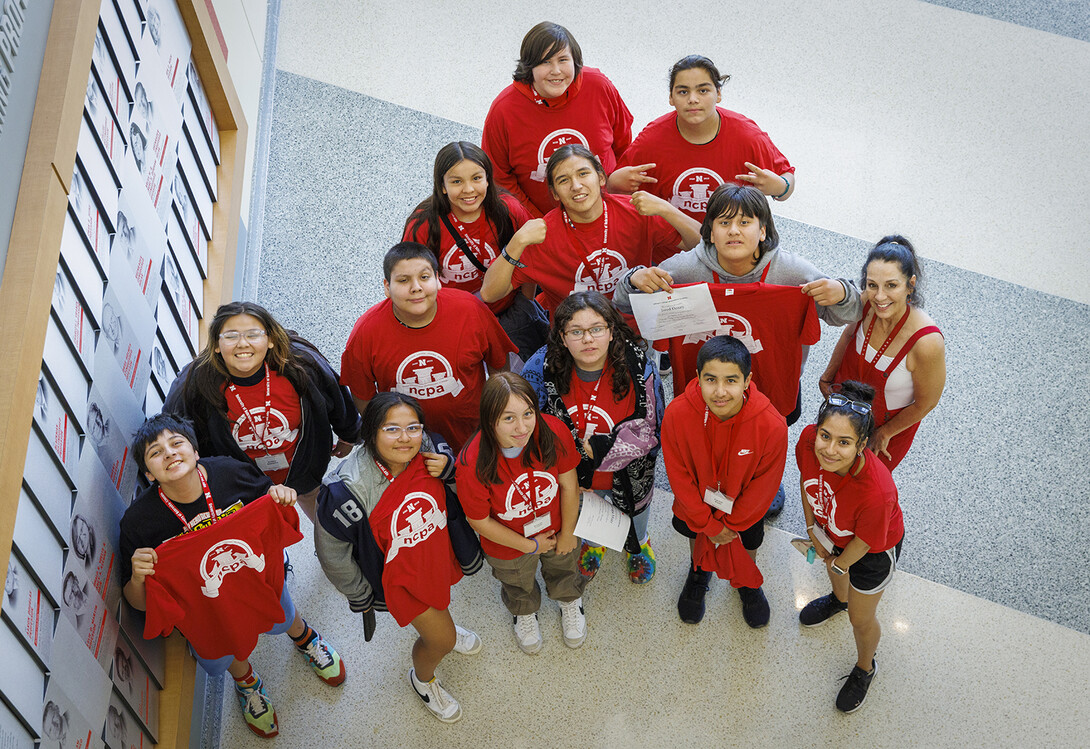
[117,19,948,736]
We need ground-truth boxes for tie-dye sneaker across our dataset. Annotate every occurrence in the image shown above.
[625,539,656,584]
[577,541,605,579]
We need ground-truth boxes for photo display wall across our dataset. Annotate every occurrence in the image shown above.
[2,1,224,747]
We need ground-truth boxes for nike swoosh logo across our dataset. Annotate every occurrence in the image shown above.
[738,449,753,456]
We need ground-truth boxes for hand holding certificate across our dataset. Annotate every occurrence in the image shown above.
[574,491,631,552]
[629,283,721,341]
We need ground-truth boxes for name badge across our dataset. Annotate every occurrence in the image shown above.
[703,488,734,513]
[255,453,290,472]
[811,524,835,554]
[523,512,552,537]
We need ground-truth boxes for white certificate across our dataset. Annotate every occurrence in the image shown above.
[628,284,721,341]
[573,491,630,552]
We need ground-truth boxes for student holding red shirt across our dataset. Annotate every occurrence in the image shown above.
[403,142,547,361]
[315,393,483,724]
[480,144,701,316]
[610,55,795,222]
[341,242,516,453]
[662,336,787,628]
[120,414,345,739]
[456,373,587,655]
[796,381,905,714]
[482,22,637,217]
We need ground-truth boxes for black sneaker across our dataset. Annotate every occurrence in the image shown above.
[677,566,712,624]
[658,351,672,377]
[799,592,848,627]
[738,586,770,628]
[836,659,877,713]
[764,483,786,519]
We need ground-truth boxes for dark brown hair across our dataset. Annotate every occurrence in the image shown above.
[404,141,515,263]
[512,22,583,84]
[475,373,557,485]
[701,184,780,261]
[545,291,640,399]
[181,301,315,420]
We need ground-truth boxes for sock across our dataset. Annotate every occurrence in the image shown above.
[411,669,435,686]
[290,619,316,650]
[233,665,258,690]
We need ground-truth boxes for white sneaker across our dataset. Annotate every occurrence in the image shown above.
[409,668,462,723]
[453,624,482,655]
[513,613,543,655]
[559,598,587,648]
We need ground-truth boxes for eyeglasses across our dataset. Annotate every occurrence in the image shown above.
[825,393,872,416]
[563,326,609,341]
[218,329,267,343]
[380,423,424,437]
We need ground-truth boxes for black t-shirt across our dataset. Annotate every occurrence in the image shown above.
[119,456,273,584]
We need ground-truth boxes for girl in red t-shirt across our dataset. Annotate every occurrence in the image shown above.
[456,373,588,655]
[795,381,905,714]
[403,141,546,360]
[521,291,663,585]
[165,302,361,524]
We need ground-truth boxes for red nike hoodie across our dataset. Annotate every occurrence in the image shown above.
[662,378,787,585]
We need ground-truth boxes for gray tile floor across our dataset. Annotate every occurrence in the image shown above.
[209,1,1090,745]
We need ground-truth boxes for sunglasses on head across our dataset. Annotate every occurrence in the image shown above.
[825,393,872,416]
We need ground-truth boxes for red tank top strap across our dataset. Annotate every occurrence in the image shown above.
[882,325,943,375]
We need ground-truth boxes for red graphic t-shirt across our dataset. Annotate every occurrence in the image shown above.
[367,455,463,627]
[664,282,820,417]
[618,108,793,223]
[510,193,681,314]
[224,367,301,484]
[482,68,633,216]
[340,289,515,452]
[404,193,534,313]
[143,496,303,660]
[561,366,635,490]
[457,414,579,560]
[795,424,904,551]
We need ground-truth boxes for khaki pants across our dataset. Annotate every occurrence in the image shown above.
[485,549,588,616]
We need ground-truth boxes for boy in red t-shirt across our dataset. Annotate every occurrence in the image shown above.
[341,242,516,452]
[661,336,787,627]
[120,414,346,739]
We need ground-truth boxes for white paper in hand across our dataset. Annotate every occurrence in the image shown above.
[628,284,720,341]
[574,491,631,552]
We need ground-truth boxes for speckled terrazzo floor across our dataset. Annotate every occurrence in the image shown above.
[213,0,1090,746]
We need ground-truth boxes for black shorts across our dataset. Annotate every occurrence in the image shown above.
[672,514,764,551]
[841,538,903,594]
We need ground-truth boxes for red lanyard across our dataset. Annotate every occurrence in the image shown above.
[562,200,609,287]
[711,263,771,284]
[158,468,217,532]
[227,364,275,454]
[862,306,911,366]
[374,457,396,483]
[505,459,543,515]
[573,374,604,437]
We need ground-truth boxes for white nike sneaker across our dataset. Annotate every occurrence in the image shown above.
[559,597,587,648]
[453,624,482,655]
[409,668,462,723]
[513,613,543,655]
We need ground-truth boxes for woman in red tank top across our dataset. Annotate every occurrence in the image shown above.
[819,236,946,470]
